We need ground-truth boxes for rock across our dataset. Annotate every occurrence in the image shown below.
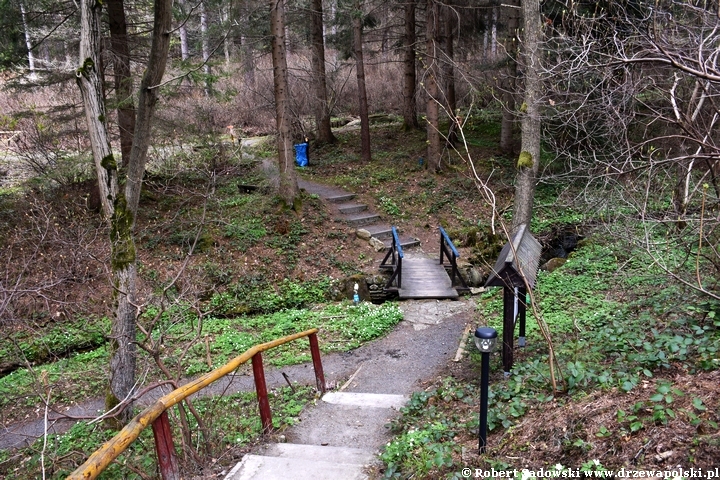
[470,287,486,295]
[463,266,486,287]
[541,257,567,272]
[356,228,371,240]
[369,237,386,251]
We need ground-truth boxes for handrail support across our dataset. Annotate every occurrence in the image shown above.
[152,410,180,480]
[252,352,273,433]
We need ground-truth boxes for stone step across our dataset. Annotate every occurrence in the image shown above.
[382,236,421,251]
[224,453,370,480]
[326,193,356,203]
[341,212,381,226]
[337,202,368,214]
[364,224,393,239]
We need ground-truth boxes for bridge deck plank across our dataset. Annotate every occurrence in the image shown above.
[399,258,458,299]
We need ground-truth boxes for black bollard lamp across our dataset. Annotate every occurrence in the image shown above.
[474,326,498,454]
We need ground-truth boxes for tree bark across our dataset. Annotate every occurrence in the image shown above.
[353,0,371,162]
[200,0,212,95]
[177,0,190,61]
[78,0,172,426]
[425,0,441,171]
[310,0,336,144]
[271,0,299,206]
[402,0,418,130]
[442,4,457,145]
[512,0,542,231]
[500,0,520,155]
[107,0,136,168]
[19,1,36,79]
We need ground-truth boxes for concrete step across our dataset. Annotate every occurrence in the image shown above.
[323,392,408,409]
[224,452,370,480]
[326,193,356,203]
[337,202,368,214]
[341,212,381,226]
[258,443,376,464]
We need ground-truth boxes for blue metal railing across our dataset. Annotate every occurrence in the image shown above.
[439,226,469,291]
[380,226,403,290]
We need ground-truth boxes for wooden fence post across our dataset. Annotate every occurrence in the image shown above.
[151,410,180,480]
[252,352,273,433]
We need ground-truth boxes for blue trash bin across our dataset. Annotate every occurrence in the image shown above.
[294,142,309,167]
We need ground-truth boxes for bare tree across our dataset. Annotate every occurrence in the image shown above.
[76,0,172,425]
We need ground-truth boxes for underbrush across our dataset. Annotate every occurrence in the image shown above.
[0,300,402,421]
[0,385,316,479]
[379,235,720,478]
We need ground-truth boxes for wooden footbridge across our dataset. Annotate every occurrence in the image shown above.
[380,226,469,299]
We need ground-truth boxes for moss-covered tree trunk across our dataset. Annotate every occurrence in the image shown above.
[512,0,542,231]
[78,0,172,425]
[271,0,299,206]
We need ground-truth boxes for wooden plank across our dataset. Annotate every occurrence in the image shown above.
[399,258,458,299]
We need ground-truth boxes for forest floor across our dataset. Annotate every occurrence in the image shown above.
[1,122,719,478]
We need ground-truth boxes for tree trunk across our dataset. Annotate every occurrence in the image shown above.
[271,0,299,206]
[442,4,457,145]
[310,0,336,144]
[19,1,36,79]
[177,0,190,61]
[512,0,542,231]
[425,0,441,171]
[200,0,212,95]
[353,0,371,162]
[107,0,136,168]
[242,36,256,87]
[402,0,418,130]
[500,0,519,155]
[78,0,173,426]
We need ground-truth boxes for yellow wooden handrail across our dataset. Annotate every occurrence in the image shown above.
[67,328,320,480]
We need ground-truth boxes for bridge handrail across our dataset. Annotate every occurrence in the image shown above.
[438,226,469,291]
[438,226,459,258]
[392,226,404,259]
[380,226,403,290]
[67,328,324,480]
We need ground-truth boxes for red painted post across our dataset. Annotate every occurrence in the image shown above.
[151,410,180,480]
[252,352,273,433]
[309,333,326,394]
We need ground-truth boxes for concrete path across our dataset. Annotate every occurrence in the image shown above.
[223,299,473,480]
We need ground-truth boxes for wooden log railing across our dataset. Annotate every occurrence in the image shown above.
[67,329,326,480]
[439,226,469,292]
[379,226,404,291]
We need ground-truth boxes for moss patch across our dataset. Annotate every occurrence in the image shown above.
[517,151,534,169]
[110,194,136,271]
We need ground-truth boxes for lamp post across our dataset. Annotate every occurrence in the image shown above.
[474,326,498,454]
